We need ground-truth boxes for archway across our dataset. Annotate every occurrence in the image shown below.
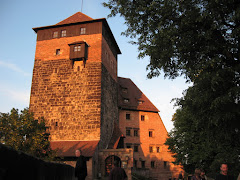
[105,155,121,176]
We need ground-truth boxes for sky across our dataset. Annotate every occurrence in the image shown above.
[0,0,191,132]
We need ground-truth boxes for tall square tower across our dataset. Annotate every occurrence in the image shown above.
[30,12,121,149]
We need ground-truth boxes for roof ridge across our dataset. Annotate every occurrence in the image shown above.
[118,77,160,112]
[56,12,93,25]
[129,78,160,111]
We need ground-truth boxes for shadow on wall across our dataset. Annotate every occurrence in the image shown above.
[0,143,75,180]
[133,153,182,179]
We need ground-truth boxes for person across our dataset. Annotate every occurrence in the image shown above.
[109,160,127,180]
[200,169,207,180]
[188,175,192,180]
[178,171,184,180]
[75,149,88,180]
[191,168,201,180]
[215,163,234,180]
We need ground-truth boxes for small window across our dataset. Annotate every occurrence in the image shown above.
[134,145,138,152]
[126,113,130,120]
[149,130,153,137]
[61,30,66,37]
[122,88,128,93]
[141,161,145,168]
[126,129,131,136]
[149,131,152,137]
[124,99,129,103]
[151,161,155,168]
[134,129,139,137]
[149,146,153,153]
[156,146,161,153]
[134,159,137,168]
[74,45,81,52]
[164,161,168,169]
[138,100,143,105]
[56,49,60,55]
[55,122,58,127]
[80,27,86,34]
[141,115,145,121]
[126,143,131,149]
[53,31,58,38]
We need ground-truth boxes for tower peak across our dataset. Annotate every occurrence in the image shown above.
[56,12,93,25]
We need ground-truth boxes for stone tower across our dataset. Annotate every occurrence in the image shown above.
[30,12,121,150]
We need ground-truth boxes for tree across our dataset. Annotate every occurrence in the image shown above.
[103,0,240,176]
[103,0,239,80]
[0,108,56,160]
[165,67,240,176]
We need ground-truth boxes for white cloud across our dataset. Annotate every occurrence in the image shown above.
[0,60,31,76]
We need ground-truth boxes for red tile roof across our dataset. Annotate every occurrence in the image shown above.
[50,140,99,157]
[118,77,159,112]
[56,12,93,25]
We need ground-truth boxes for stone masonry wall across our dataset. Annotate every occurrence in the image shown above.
[99,64,118,150]
[30,32,104,141]
[98,149,133,180]
[30,58,102,141]
[30,30,119,143]
[101,37,117,81]
[97,35,119,150]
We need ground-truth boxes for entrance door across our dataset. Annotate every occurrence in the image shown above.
[105,155,121,176]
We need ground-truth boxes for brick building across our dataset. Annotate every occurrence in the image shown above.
[30,12,183,179]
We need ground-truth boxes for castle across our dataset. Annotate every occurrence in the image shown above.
[30,12,183,179]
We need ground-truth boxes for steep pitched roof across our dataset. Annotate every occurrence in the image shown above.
[108,122,125,149]
[56,12,93,25]
[118,77,159,112]
[50,140,99,157]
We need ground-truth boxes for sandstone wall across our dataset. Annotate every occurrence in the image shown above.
[30,27,118,144]
[99,64,118,150]
[30,58,102,141]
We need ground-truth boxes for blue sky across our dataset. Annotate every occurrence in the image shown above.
[0,0,191,132]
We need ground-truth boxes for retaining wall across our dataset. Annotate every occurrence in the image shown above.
[0,143,75,180]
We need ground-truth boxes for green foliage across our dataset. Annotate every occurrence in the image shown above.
[165,65,240,177]
[103,0,240,177]
[0,108,56,161]
[103,0,240,81]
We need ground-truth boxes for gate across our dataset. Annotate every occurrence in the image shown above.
[105,155,121,176]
